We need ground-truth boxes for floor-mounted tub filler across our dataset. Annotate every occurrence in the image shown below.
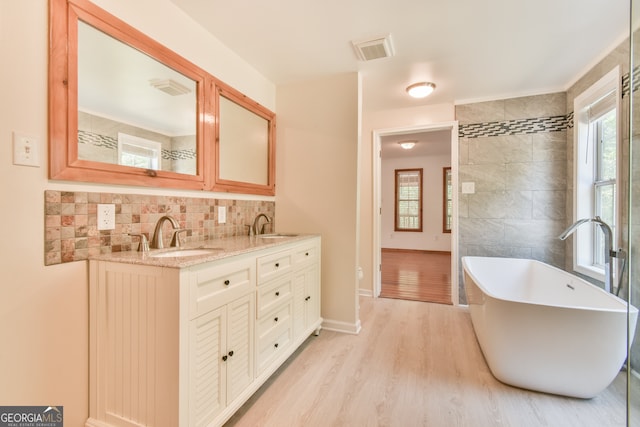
[462,256,638,399]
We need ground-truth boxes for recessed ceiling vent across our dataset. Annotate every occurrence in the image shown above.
[352,34,395,61]
[149,78,191,96]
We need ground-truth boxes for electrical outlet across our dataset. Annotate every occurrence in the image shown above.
[218,206,226,224]
[12,132,40,167]
[97,204,116,230]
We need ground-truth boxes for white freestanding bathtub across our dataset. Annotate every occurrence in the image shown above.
[462,256,637,398]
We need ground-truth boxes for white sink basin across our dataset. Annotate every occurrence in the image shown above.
[257,233,299,239]
[149,248,221,258]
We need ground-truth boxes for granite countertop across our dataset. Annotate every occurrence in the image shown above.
[89,233,318,268]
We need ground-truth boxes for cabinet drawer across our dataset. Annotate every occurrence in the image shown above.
[257,250,293,284]
[292,243,318,267]
[256,276,292,317]
[257,301,292,340]
[256,324,292,375]
[189,258,255,317]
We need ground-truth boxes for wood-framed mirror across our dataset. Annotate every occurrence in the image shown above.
[49,0,276,195]
[214,85,276,195]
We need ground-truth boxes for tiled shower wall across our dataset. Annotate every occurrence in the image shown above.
[456,92,568,268]
[44,190,275,265]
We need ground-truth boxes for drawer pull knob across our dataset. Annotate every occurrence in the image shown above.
[305,252,309,256]
[222,355,228,362]
[275,291,280,296]
[224,279,230,286]
[275,262,280,268]
[274,343,279,348]
[305,296,311,301]
[228,350,234,357]
[274,317,279,322]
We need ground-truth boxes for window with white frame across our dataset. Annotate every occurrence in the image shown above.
[572,67,620,282]
[117,133,162,170]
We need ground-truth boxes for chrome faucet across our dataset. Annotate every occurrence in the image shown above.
[558,216,624,295]
[251,213,272,236]
[151,215,180,249]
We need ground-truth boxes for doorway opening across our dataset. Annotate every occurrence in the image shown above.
[372,122,459,305]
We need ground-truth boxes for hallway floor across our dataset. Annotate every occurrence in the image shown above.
[380,249,451,304]
[226,297,632,427]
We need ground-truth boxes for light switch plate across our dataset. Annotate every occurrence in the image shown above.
[218,206,226,224]
[13,132,40,167]
[461,182,476,194]
[97,204,116,230]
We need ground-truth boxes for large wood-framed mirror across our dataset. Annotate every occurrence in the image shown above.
[49,0,276,195]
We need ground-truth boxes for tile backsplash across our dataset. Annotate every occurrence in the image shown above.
[44,190,275,265]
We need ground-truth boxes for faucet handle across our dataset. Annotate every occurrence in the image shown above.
[129,233,149,253]
[170,229,189,247]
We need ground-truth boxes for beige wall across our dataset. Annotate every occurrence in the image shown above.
[276,73,361,333]
[381,154,452,251]
[0,1,275,425]
[359,104,455,295]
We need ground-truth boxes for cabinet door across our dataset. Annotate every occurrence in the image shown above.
[304,262,320,327]
[226,293,255,403]
[189,306,226,427]
[292,269,306,339]
[292,263,319,339]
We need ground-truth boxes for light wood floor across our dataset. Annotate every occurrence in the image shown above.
[381,249,451,305]
[225,297,633,427]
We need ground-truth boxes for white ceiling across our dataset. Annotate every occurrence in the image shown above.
[381,130,451,159]
[169,0,629,112]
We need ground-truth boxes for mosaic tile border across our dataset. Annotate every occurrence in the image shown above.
[460,70,631,139]
[44,190,275,266]
[459,114,569,139]
[78,130,197,160]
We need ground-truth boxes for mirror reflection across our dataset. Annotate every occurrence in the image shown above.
[77,21,197,175]
[218,95,269,185]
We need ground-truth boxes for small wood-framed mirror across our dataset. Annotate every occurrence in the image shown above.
[213,85,276,196]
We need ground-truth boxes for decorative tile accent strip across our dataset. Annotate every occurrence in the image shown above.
[44,190,275,266]
[77,130,197,160]
[565,111,574,129]
[459,115,569,138]
[78,130,117,149]
[621,69,637,98]
[164,148,197,161]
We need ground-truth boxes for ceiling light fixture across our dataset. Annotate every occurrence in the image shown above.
[406,82,436,99]
[398,140,417,150]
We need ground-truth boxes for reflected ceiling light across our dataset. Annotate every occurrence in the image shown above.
[398,140,417,150]
[406,82,436,98]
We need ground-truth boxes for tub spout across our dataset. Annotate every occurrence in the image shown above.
[558,217,619,294]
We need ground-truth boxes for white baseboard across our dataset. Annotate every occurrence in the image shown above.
[359,288,373,297]
[322,318,361,334]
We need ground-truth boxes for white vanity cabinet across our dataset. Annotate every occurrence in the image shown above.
[87,236,321,427]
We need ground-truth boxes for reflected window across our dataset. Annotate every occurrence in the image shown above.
[395,168,423,232]
[118,133,161,170]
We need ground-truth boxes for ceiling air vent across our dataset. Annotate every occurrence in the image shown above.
[149,78,192,96]
[352,34,395,61]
